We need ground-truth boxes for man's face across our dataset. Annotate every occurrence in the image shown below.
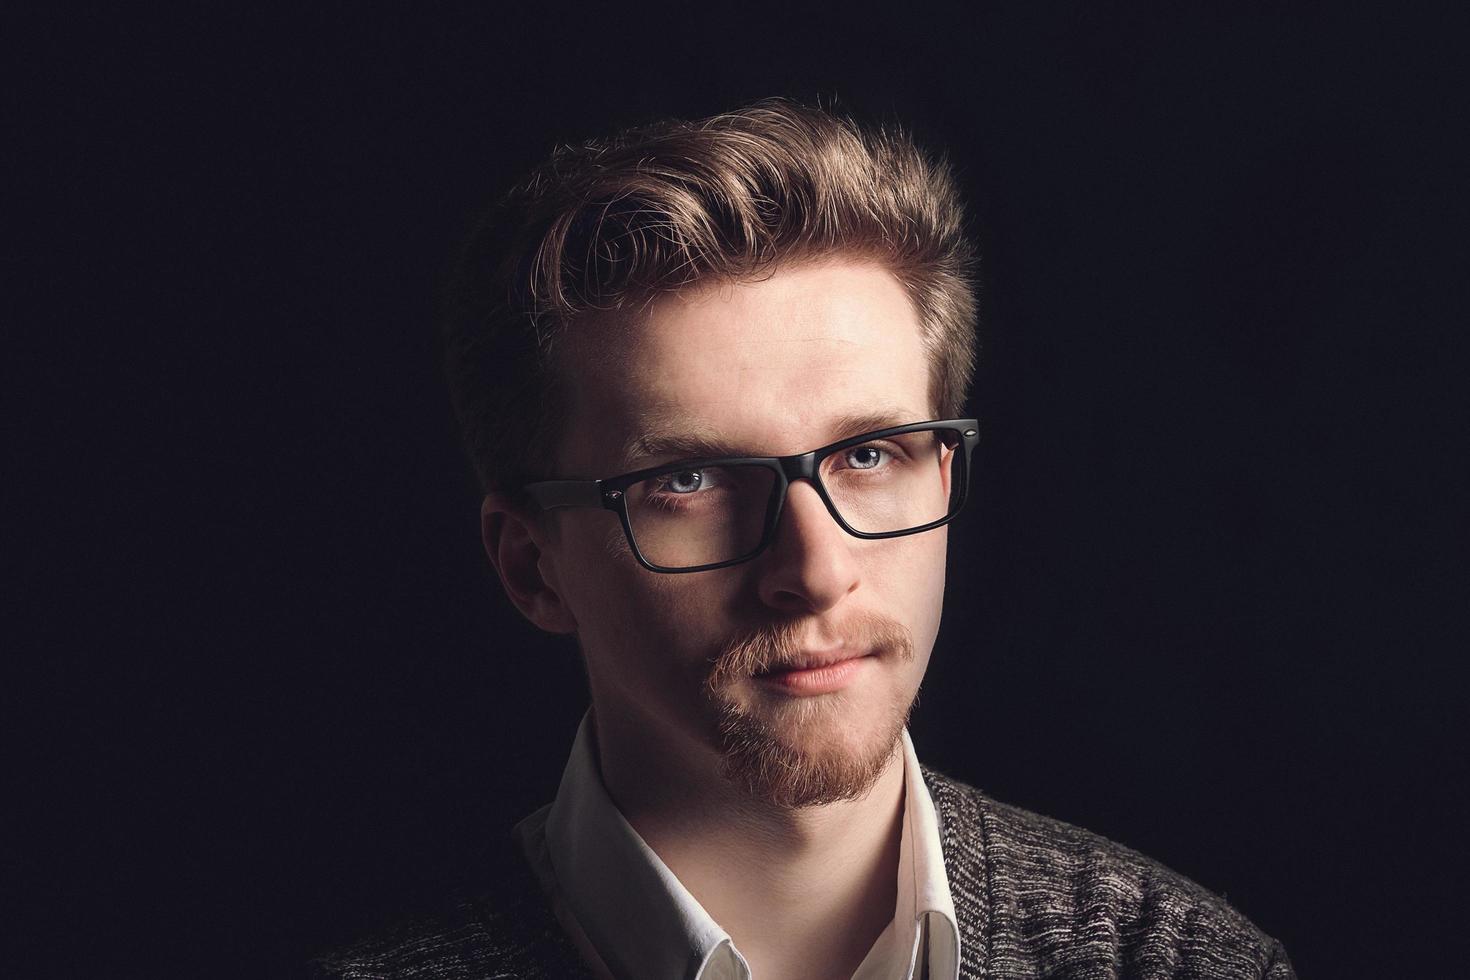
[543,258,949,807]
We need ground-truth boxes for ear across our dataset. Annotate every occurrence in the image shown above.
[480,493,579,635]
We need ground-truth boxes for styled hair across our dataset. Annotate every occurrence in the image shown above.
[443,98,978,495]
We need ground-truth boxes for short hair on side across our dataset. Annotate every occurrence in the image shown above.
[443,97,979,496]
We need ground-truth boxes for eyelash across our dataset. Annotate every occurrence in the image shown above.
[645,492,693,514]
[834,441,915,475]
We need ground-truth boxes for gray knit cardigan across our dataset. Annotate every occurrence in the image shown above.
[313,769,1295,979]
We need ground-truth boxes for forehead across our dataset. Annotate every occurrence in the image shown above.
[556,259,933,472]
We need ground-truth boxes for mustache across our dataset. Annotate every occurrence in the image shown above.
[705,612,915,692]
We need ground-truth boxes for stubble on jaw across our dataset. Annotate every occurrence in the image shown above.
[704,613,917,809]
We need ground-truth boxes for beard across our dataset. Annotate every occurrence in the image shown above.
[703,611,917,809]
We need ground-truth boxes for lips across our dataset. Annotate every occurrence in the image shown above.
[754,651,874,695]
[756,648,868,675]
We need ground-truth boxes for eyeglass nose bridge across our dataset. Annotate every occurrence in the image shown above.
[762,448,844,540]
[778,448,822,483]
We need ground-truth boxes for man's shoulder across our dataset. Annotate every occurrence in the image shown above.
[922,767,1295,979]
[312,772,1292,979]
[307,861,592,980]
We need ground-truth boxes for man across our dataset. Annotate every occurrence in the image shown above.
[316,100,1294,979]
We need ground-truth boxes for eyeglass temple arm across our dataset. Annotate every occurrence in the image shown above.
[523,480,606,511]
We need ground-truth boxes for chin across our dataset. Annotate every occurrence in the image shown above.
[713,683,914,809]
[699,611,923,808]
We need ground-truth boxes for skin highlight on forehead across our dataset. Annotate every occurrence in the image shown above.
[555,259,934,479]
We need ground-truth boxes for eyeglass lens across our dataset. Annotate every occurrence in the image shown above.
[621,427,962,569]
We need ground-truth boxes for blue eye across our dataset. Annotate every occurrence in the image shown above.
[664,470,704,493]
[845,446,887,469]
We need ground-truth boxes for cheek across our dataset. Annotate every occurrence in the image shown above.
[556,526,729,685]
[872,525,947,586]
[551,519,638,641]
[874,529,948,643]
[923,528,950,616]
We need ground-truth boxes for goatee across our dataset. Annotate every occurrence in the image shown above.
[704,612,916,808]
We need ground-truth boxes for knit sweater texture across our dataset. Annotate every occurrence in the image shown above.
[313,768,1295,979]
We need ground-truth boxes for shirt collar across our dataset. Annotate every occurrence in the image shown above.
[527,714,959,980]
[895,728,960,980]
[536,714,744,979]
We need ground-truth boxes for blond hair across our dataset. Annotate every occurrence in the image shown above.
[444,99,978,494]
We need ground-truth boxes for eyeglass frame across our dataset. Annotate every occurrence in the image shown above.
[522,418,980,574]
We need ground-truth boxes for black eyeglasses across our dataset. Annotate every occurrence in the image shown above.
[523,419,979,573]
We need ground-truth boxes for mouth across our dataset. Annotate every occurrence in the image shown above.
[754,649,876,696]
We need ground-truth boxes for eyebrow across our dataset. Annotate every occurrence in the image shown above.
[620,409,925,468]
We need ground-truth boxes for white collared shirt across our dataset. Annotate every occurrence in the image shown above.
[514,715,961,980]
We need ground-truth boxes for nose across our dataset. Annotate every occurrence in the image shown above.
[754,479,861,615]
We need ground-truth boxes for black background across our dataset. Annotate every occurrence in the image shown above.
[15,4,1466,978]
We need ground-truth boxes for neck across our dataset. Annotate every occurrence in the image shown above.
[594,707,907,980]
